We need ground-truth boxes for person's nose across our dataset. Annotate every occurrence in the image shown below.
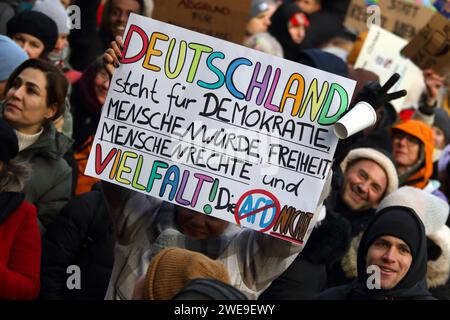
[118,11,128,23]
[382,247,397,263]
[101,78,110,90]
[299,28,306,41]
[21,43,32,58]
[11,85,25,100]
[397,136,409,147]
[356,181,369,194]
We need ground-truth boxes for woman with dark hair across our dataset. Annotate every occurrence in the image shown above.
[268,2,310,61]
[0,118,41,300]
[1,59,73,233]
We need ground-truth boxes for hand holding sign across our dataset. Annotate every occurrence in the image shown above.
[103,36,124,77]
[354,73,407,111]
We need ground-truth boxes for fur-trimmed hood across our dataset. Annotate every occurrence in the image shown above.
[427,226,450,289]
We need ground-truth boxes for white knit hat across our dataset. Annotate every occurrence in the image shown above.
[377,186,449,236]
[340,147,399,196]
[33,0,70,35]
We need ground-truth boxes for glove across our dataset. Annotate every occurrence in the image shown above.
[354,73,407,111]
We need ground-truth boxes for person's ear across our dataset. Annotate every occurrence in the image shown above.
[45,103,58,120]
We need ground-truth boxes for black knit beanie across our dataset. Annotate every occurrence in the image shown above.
[357,206,427,290]
[7,10,58,56]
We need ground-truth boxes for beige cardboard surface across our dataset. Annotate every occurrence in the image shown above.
[345,0,435,40]
[152,0,251,45]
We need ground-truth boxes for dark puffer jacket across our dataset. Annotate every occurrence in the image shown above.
[39,185,115,300]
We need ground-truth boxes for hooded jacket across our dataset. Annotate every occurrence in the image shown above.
[268,3,307,61]
[320,206,434,300]
[391,120,434,189]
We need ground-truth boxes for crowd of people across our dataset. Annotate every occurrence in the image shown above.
[0,0,449,301]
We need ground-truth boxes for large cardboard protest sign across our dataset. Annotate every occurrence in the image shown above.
[85,14,356,245]
[355,25,423,111]
[345,0,435,40]
[152,0,251,45]
[401,13,450,76]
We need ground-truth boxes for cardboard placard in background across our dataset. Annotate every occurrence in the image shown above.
[355,25,423,111]
[152,0,251,45]
[401,13,450,76]
[345,0,435,40]
[85,14,356,244]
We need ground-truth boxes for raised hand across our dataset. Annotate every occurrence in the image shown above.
[103,35,124,77]
[354,73,407,110]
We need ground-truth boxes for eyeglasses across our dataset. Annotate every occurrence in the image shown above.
[392,131,421,145]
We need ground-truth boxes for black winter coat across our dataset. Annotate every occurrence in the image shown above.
[39,186,115,300]
[259,211,351,300]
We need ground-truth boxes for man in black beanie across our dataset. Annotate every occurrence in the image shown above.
[6,10,58,59]
[320,206,433,300]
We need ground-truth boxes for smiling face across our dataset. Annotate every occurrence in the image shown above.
[109,0,141,38]
[342,159,388,211]
[366,236,413,290]
[11,33,45,59]
[176,207,229,240]
[3,68,56,134]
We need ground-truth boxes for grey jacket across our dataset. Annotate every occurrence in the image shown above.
[16,124,73,233]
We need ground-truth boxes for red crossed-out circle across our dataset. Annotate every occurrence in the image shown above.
[234,189,281,233]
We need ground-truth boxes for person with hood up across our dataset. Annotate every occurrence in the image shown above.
[376,187,450,300]
[390,119,441,197]
[6,10,58,60]
[320,203,433,300]
[268,2,309,61]
[0,118,41,300]
[1,59,72,233]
